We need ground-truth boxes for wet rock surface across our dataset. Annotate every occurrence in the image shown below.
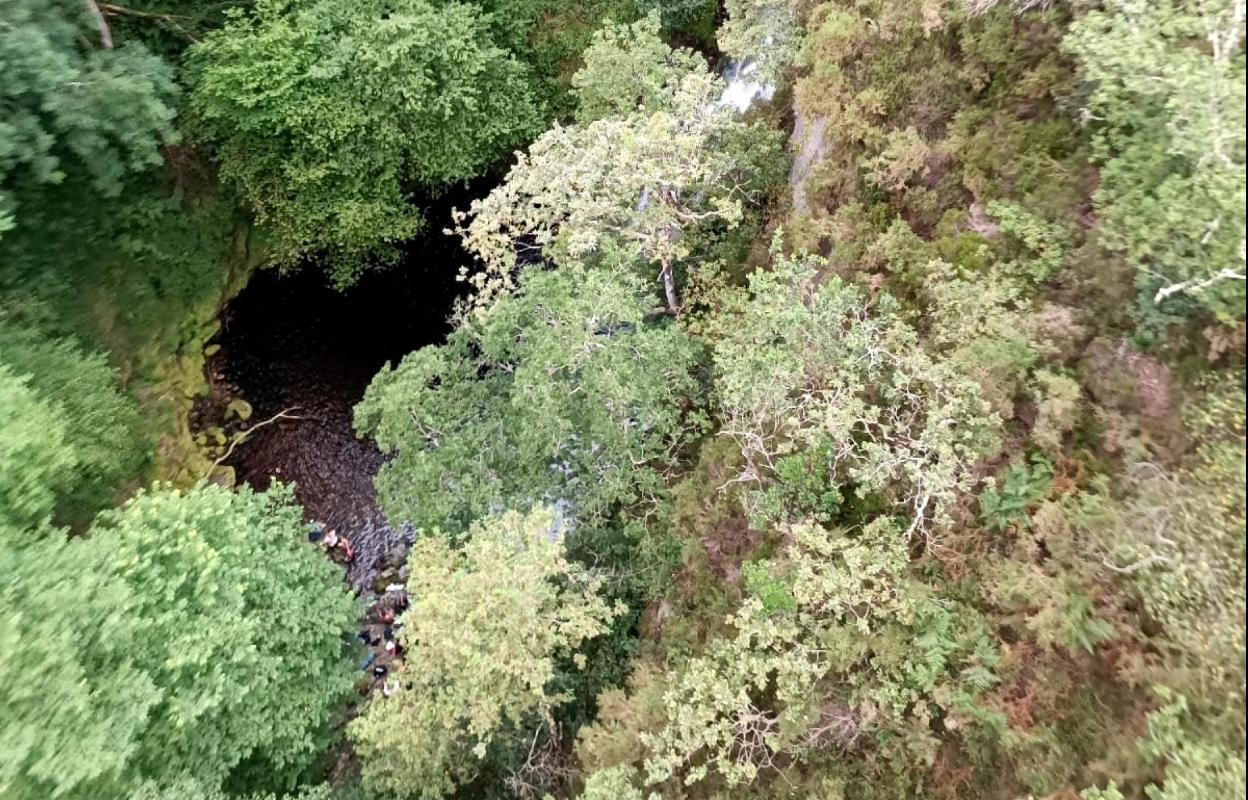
[210,206,467,589]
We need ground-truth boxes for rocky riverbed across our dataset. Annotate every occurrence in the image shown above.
[204,205,467,590]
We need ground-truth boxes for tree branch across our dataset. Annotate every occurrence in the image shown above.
[1154,267,1246,304]
[97,3,200,43]
[211,407,306,470]
[1102,553,1171,574]
[98,2,192,21]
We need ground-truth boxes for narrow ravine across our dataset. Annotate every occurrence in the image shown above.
[207,195,470,589]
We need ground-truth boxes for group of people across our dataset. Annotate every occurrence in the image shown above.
[308,518,410,696]
[358,584,410,693]
[307,520,355,564]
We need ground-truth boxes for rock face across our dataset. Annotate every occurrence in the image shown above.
[788,107,830,217]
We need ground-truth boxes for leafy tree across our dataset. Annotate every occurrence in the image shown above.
[189,0,543,283]
[717,0,800,82]
[127,777,338,800]
[1136,688,1247,800]
[633,0,718,42]
[440,0,640,114]
[2,482,358,800]
[641,518,1001,789]
[1075,377,1246,709]
[348,507,620,799]
[575,765,656,800]
[788,0,1086,239]
[1065,0,1246,327]
[985,201,1071,284]
[454,69,783,312]
[0,526,158,800]
[0,320,146,523]
[571,14,709,122]
[0,0,178,236]
[0,363,73,530]
[714,249,1000,538]
[356,266,706,539]
[1031,369,1083,453]
[81,482,359,790]
[921,259,1042,420]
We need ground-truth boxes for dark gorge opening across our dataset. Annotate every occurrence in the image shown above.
[206,194,472,587]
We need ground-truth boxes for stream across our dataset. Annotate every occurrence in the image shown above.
[208,195,469,590]
[204,63,777,592]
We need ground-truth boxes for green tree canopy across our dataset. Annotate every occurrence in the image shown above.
[0,320,146,524]
[356,266,706,538]
[85,482,358,788]
[1065,0,1246,326]
[571,14,710,122]
[1,482,358,799]
[633,0,717,41]
[453,69,783,312]
[0,0,178,236]
[348,507,620,799]
[0,525,158,800]
[0,363,73,530]
[126,777,337,800]
[189,0,544,283]
[713,249,1000,537]
[716,0,799,82]
[641,519,1000,789]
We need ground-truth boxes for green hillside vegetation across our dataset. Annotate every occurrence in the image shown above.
[1,1,1243,799]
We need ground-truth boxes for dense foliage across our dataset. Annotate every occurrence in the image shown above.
[0,0,178,236]
[0,363,72,529]
[349,508,620,798]
[357,266,706,541]
[0,320,146,523]
[189,0,544,283]
[714,250,1001,536]
[570,14,708,123]
[1,0,1245,799]
[1065,0,1246,328]
[0,482,356,800]
[454,48,784,312]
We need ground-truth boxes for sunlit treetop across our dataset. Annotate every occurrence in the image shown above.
[349,507,622,799]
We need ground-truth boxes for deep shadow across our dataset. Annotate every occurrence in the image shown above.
[210,190,475,587]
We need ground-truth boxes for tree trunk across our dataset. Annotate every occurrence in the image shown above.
[84,0,114,49]
[660,260,680,315]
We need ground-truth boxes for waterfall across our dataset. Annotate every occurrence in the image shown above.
[718,58,776,113]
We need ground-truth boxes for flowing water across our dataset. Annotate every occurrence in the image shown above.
[718,57,776,112]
